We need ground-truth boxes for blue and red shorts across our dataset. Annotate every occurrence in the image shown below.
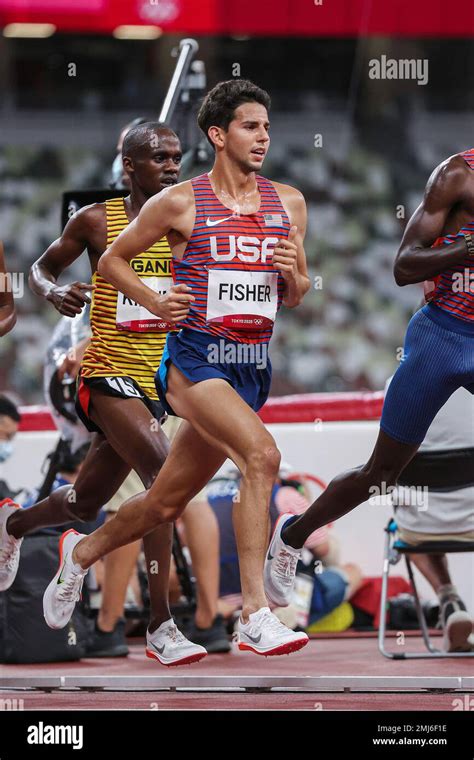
[381,303,474,445]
[155,328,272,416]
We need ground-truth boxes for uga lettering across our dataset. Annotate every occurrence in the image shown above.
[210,235,278,263]
[131,259,171,275]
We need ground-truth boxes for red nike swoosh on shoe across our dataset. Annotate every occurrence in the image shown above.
[55,528,79,585]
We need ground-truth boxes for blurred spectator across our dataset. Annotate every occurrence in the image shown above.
[0,396,21,500]
[0,396,20,464]
[0,396,20,471]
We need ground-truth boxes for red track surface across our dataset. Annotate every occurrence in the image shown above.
[1,638,471,711]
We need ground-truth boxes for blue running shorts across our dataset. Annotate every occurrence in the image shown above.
[155,328,272,416]
[380,303,474,445]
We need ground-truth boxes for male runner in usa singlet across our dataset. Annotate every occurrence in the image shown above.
[0,123,207,666]
[264,149,474,609]
[40,79,312,656]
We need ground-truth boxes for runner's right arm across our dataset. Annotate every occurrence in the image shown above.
[394,156,470,286]
[98,186,194,324]
[29,207,97,318]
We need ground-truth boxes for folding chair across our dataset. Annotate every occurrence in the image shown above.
[378,518,474,659]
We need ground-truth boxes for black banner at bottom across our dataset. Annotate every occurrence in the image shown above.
[0,709,472,757]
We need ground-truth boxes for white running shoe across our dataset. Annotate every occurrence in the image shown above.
[146,619,207,667]
[0,498,23,591]
[43,529,88,630]
[237,606,308,656]
[264,513,301,607]
[442,605,473,653]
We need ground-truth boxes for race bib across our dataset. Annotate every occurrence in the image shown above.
[206,269,278,331]
[104,377,143,398]
[116,276,173,332]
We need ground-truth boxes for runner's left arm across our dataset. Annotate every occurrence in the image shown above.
[273,189,311,308]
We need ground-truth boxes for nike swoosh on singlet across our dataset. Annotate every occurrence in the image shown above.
[206,216,235,227]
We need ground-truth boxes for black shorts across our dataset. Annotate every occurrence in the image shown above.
[75,374,167,435]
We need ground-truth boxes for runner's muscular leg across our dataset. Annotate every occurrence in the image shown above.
[7,432,131,539]
[165,368,281,618]
[283,429,420,549]
[283,322,468,549]
[87,389,174,629]
[74,365,281,618]
[73,418,227,569]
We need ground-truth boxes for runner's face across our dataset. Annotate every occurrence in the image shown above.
[224,103,270,172]
[126,134,182,197]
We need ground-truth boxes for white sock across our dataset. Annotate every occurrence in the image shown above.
[437,584,458,602]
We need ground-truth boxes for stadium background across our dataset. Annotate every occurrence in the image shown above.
[0,0,471,617]
[1,1,474,403]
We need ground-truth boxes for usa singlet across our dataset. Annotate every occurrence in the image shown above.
[171,173,289,343]
[425,148,474,323]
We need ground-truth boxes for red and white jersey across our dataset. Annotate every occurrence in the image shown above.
[424,148,474,322]
[172,173,289,344]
